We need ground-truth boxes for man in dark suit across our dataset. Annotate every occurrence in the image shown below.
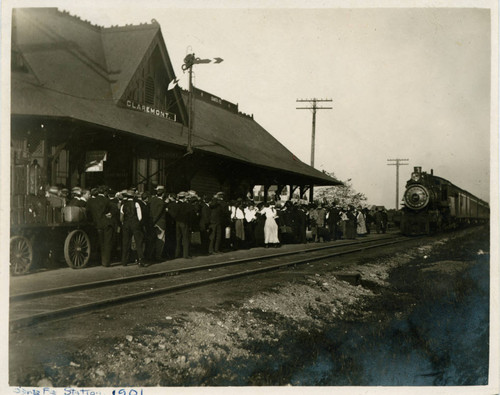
[86,185,115,267]
[120,190,146,266]
[208,197,223,254]
[164,193,177,259]
[172,192,195,259]
[137,191,151,260]
[149,186,167,261]
[214,192,231,251]
[199,195,211,255]
[327,204,341,241]
[296,203,307,244]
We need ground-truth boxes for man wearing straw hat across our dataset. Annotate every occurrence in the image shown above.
[172,191,195,259]
[87,185,115,267]
[149,185,167,262]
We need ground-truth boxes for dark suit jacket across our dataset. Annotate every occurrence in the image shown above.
[199,203,211,230]
[87,195,113,229]
[171,201,195,226]
[149,196,166,229]
[209,200,223,225]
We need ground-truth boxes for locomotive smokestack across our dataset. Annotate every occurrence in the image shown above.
[431,169,433,175]
[414,166,422,173]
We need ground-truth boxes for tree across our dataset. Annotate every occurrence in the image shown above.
[315,171,367,207]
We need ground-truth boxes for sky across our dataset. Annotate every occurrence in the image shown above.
[5,1,497,208]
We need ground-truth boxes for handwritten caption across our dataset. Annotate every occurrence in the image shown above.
[13,388,144,395]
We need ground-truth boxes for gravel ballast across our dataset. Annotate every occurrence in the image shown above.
[9,226,490,387]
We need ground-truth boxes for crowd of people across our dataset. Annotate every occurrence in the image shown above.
[40,184,389,267]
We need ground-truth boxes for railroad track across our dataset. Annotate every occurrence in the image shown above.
[10,234,412,329]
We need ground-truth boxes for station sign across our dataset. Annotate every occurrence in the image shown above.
[126,100,176,122]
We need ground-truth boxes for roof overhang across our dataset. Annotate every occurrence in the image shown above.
[12,76,342,187]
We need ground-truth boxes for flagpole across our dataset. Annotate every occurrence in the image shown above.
[187,62,194,154]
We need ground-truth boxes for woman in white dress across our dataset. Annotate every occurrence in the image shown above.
[260,202,280,247]
[356,207,368,236]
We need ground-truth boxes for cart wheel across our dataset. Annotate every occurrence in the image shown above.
[64,230,91,269]
[10,236,33,275]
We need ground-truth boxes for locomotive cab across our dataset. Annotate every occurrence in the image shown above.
[401,167,446,235]
[400,166,488,235]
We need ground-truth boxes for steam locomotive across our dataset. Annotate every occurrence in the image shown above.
[400,167,489,235]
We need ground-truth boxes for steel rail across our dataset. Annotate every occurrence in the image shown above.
[11,234,401,302]
[10,236,409,329]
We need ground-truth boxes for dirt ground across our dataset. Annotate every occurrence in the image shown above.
[9,226,490,388]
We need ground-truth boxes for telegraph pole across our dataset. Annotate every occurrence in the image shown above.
[296,98,332,203]
[296,98,332,167]
[387,158,409,209]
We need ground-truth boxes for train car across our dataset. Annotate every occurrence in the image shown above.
[400,167,489,235]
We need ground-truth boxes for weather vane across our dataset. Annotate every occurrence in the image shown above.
[181,52,224,154]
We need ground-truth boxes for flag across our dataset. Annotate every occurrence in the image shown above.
[168,78,179,90]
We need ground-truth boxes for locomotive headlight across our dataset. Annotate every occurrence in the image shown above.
[411,172,421,182]
[404,185,430,210]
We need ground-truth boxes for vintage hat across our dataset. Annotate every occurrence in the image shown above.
[71,187,82,195]
[124,189,135,198]
[155,185,165,191]
[177,191,187,199]
[97,185,109,194]
[48,186,59,195]
[187,190,199,200]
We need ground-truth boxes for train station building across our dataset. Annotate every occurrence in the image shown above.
[11,8,341,202]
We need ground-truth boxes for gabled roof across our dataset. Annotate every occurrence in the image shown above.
[101,23,160,102]
[11,7,341,186]
[13,8,112,102]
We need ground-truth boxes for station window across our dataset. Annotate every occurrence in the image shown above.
[136,158,148,191]
[53,148,69,186]
[145,77,155,105]
[149,158,159,186]
[11,138,28,163]
[135,158,160,192]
